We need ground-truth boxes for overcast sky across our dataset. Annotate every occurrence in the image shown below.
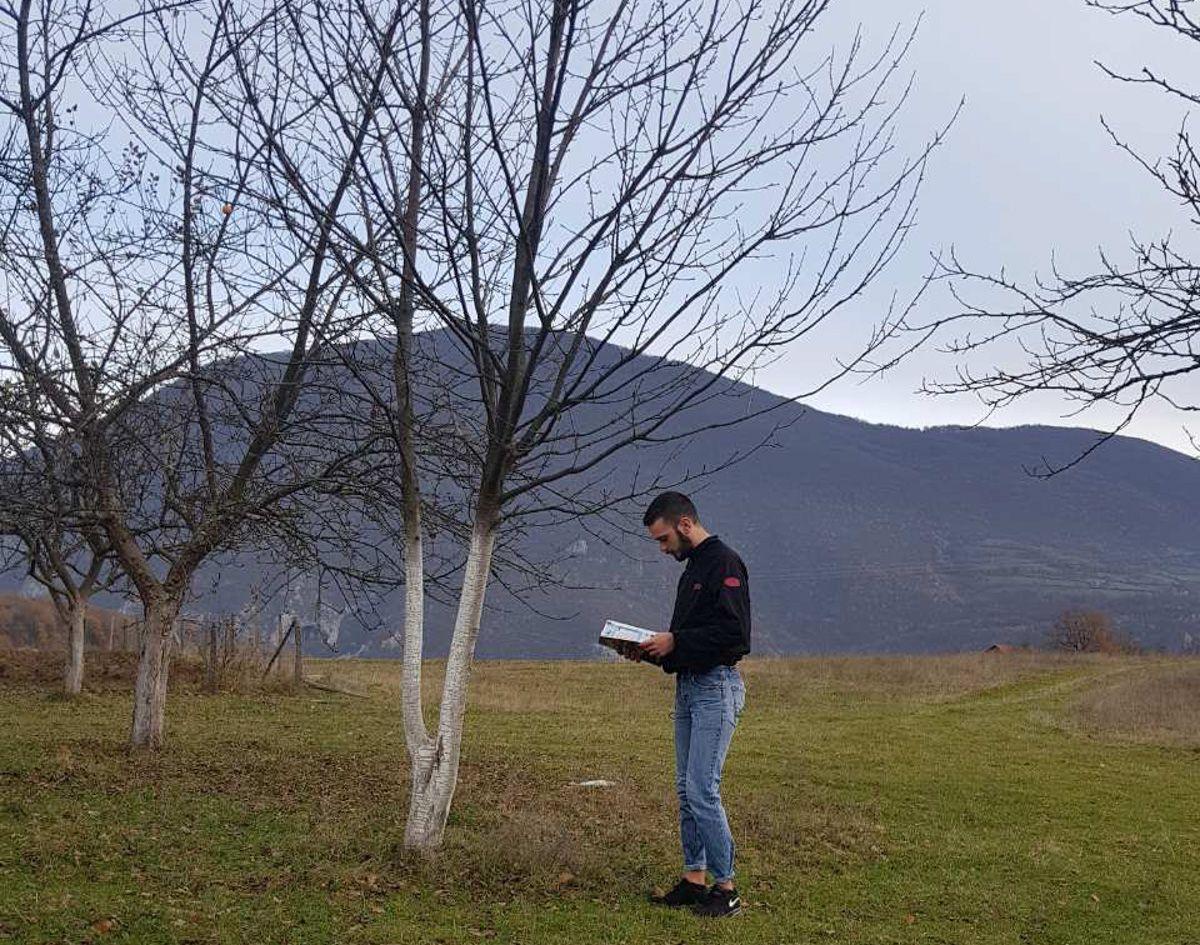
[754,0,1200,456]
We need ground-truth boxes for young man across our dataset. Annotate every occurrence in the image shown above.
[631,491,750,919]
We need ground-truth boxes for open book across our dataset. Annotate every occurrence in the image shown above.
[599,619,659,662]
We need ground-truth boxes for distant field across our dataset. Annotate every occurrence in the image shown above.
[1,653,1198,944]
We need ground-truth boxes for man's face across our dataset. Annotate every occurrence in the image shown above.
[647,516,695,561]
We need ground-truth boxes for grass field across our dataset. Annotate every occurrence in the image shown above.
[2,652,1198,944]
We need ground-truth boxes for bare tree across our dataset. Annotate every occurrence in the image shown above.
[1047,609,1139,654]
[0,0,142,695]
[0,0,401,746]
[266,0,945,850]
[921,1,1200,471]
[0,444,116,695]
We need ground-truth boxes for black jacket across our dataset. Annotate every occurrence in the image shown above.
[660,535,751,674]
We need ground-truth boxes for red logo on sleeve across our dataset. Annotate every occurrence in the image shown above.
[723,576,742,588]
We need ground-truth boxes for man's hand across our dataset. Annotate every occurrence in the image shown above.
[640,632,675,660]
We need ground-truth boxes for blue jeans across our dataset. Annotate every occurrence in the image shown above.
[673,664,746,884]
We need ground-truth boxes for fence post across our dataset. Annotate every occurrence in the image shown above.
[292,618,303,687]
[205,620,218,692]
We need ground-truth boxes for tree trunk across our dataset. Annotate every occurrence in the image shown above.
[130,597,181,749]
[400,505,427,759]
[205,620,218,693]
[63,601,86,696]
[405,736,456,852]
[404,513,498,852]
[292,617,303,687]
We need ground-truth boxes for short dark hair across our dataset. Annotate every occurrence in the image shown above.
[643,491,699,527]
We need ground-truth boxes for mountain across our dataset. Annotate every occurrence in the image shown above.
[486,395,1200,657]
[4,332,1199,656]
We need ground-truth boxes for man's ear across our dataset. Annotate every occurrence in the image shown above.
[677,515,694,535]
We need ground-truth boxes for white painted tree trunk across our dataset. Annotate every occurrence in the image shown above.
[404,515,497,852]
[130,598,181,749]
[63,601,86,696]
[401,519,427,758]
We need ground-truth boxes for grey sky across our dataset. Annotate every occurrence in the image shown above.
[756,0,1200,456]
[10,2,1194,457]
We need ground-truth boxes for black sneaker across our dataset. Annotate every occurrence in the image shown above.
[692,885,743,918]
[649,877,709,908]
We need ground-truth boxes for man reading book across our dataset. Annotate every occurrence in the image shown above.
[626,491,750,918]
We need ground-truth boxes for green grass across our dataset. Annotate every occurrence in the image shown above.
[1,653,1198,944]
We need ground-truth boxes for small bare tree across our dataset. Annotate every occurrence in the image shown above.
[0,381,119,693]
[0,509,114,694]
[1047,609,1139,654]
[270,0,947,850]
[0,0,398,746]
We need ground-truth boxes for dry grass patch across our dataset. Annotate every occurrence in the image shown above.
[742,651,1084,705]
[1062,660,1200,745]
[320,652,1084,718]
[0,649,206,692]
[315,657,408,697]
[318,658,668,715]
[0,648,307,696]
